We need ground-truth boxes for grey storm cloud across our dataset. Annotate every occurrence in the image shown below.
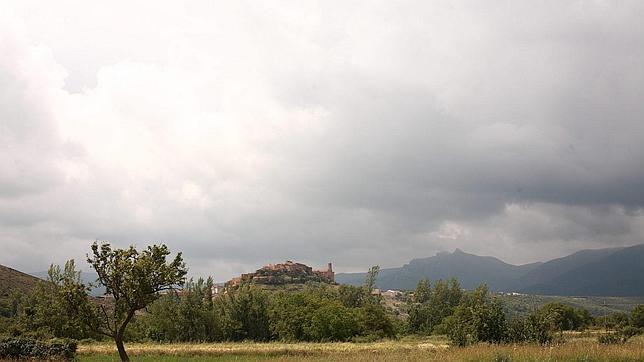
[1,1,644,279]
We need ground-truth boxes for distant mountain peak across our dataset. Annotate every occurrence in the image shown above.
[335,243,644,296]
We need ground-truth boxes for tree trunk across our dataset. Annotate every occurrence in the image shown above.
[115,309,136,362]
[115,335,129,362]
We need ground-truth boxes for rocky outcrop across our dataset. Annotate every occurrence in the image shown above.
[227,261,334,287]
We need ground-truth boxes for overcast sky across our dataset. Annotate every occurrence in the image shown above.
[2,1,644,280]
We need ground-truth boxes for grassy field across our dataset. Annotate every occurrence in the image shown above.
[78,334,644,361]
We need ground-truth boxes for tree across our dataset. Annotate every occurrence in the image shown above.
[444,285,506,346]
[536,302,589,332]
[364,265,380,295]
[413,279,431,304]
[359,301,396,339]
[604,312,630,329]
[87,241,187,362]
[309,301,360,341]
[632,305,644,328]
[407,278,462,334]
[338,284,365,308]
[215,285,270,341]
[505,313,553,345]
[631,304,644,328]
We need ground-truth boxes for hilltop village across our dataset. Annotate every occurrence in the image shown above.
[227,261,334,287]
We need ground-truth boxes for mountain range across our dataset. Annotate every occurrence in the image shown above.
[336,244,644,296]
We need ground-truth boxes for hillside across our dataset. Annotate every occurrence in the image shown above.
[510,247,622,292]
[0,264,42,298]
[520,244,644,296]
[336,244,644,296]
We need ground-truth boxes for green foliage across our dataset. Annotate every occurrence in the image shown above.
[444,285,506,346]
[215,285,270,341]
[338,284,365,308]
[359,301,396,339]
[505,313,553,345]
[140,272,396,344]
[267,284,395,342]
[631,304,644,328]
[268,290,321,341]
[364,265,380,294]
[309,301,361,341]
[413,279,431,304]
[407,278,462,334]
[144,278,220,342]
[601,312,629,329]
[0,336,76,360]
[598,326,642,344]
[9,260,96,340]
[502,302,591,345]
[535,302,590,331]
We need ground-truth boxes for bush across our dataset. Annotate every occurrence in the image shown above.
[598,326,642,344]
[0,337,77,360]
[598,332,624,345]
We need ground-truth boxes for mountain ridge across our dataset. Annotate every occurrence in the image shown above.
[336,244,644,296]
[0,264,43,299]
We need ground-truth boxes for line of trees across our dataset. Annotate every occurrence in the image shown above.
[138,278,398,343]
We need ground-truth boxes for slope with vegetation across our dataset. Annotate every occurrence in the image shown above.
[0,264,42,299]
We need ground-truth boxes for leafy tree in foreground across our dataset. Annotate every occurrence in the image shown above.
[87,241,187,362]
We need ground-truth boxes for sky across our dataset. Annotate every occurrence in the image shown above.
[1,1,644,281]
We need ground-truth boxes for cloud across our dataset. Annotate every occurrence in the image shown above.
[1,1,644,279]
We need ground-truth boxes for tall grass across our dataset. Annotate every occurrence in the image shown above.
[78,334,644,361]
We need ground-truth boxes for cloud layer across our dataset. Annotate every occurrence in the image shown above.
[1,1,644,279]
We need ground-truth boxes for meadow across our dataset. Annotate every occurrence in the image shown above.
[78,334,644,361]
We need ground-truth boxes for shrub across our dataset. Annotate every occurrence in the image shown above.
[598,332,624,345]
[0,337,77,360]
[598,326,642,344]
[504,313,554,345]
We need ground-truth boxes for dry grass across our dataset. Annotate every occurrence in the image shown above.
[78,334,644,361]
